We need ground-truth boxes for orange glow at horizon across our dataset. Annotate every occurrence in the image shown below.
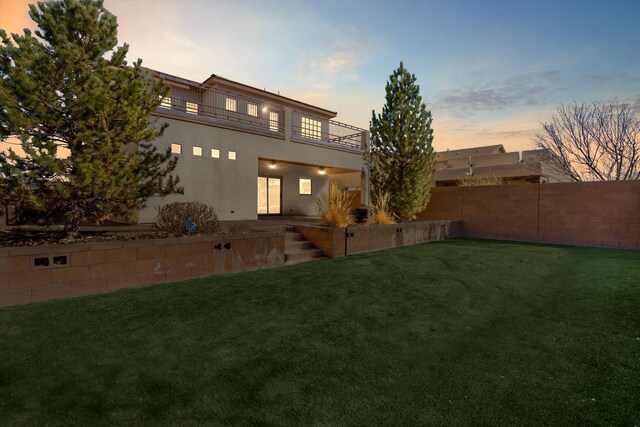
[0,0,33,36]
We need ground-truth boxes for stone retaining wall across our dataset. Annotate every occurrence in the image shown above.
[0,231,284,308]
[295,220,460,258]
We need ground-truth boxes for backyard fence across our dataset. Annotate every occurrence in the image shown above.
[417,181,640,250]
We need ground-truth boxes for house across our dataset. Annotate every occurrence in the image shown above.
[140,70,368,223]
[433,144,571,186]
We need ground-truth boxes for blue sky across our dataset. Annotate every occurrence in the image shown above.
[2,0,639,151]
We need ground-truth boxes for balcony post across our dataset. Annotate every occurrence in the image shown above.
[284,107,292,141]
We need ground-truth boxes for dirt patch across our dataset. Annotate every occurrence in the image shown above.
[0,230,175,247]
[0,227,273,247]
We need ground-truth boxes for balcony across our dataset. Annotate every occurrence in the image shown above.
[291,111,366,154]
[153,82,366,154]
[154,87,286,138]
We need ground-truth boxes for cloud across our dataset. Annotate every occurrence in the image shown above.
[163,31,198,50]
[434,71,565,116]
[303,34,376,87]
[584,73,640,86]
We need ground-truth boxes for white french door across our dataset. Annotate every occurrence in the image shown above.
[257,176,281,215]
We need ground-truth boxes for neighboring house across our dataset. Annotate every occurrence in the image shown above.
[140,70,368,223]
[433,144,571,186]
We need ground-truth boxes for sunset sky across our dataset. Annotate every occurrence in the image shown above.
[1,0,639,152]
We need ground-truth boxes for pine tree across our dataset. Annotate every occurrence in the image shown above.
[0,0,181,235]
[369,61,435,222]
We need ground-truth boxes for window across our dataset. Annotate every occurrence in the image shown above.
[211,148,220,158]
[301,116,322,140]
[228,151,236,160]
[258,177,281,214]
[225,97,237,112]
[269,111,279,132]
[186,102,198,115]
[247,103,258,117]
[159,95,172,109]
[193,146,202,156]
[170,143,181,154]
[299,178,312,195]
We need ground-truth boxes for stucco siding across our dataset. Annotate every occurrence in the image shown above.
[140,114,364,223]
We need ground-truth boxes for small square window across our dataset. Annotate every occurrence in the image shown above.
[193,146,202,156]
[159,95,172,109]
[186,102,198,115]
[228,151,236,160]
[211,148,220,158]
[299,178,312,195]
[248,103,258,117]
[171,143,181,154]
[225,97,237,112]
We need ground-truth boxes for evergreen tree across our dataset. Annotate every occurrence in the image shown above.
[369,62,435,222]
[0,0,181,235]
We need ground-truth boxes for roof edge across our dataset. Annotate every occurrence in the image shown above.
[203,73,337,118]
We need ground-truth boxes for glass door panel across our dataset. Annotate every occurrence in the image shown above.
[268,178,281,214]
[257,177,268,214]
[257,176,281,214]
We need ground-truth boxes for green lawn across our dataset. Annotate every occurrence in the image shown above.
[1,239,639,426]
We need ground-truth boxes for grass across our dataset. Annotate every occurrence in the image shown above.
[1,239,639,426]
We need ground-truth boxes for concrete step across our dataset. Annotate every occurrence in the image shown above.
[285,240,313,251]
[285,256,328,266]
[285,232,303,241]
[285,248,324,265]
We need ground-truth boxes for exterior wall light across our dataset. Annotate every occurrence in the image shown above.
[319,167,326,175]
[269,160,276,169]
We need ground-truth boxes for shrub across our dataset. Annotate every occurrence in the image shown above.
[228,224,251,234]
[155,202,221,236]
[371,192,396,224]
[316,182,354,228]
[351,207,369,224]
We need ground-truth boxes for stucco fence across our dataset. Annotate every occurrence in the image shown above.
[295,220,463,258]
[416,181,640,250]
[0,231,285,308]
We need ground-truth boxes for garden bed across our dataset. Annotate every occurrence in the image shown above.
[295,220,462,257]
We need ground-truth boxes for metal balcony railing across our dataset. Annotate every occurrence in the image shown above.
[155,89,286,136]
[291,111,366,153]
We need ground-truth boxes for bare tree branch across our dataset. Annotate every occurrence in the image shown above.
[535,101,640,181]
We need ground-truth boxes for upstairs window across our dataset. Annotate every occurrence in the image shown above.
[301,116,322,140]
[269,111,279,132]
[193,146,202,156]
[225,97,237,112]
[228,151,237,160]
[211,148,220,158]
[247,103,258,117]
[186,102,198,115]
[159,95,172,109]
[170,143,181,154]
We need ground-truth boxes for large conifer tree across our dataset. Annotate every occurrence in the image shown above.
[369,62,435,222]
[0,0,180,234]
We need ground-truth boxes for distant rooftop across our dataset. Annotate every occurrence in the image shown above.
[436,144,506,160]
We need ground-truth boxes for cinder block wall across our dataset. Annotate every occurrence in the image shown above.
[0,232,285,308]
[296,220,455,258]
[417,181,640,249]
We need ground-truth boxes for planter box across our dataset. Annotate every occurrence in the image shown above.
[296,220,458,258]
[0,231,285,308]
